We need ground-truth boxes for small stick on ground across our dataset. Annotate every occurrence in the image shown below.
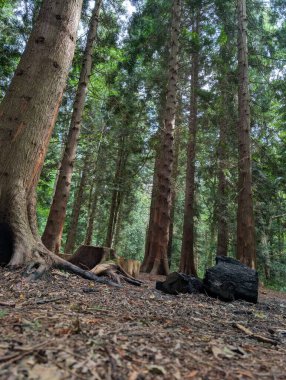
[233,323,278,345]
[0,341,51,367]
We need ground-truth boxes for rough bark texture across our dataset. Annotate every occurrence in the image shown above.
[167,124,181,267]
[42,0,102,253]
[142,152,159,271]
[236,0,256,268]
[105,141,127,248]
[216,87,229,257]
[180,14,199,276]
[65,157,89,254]
[68,245,116,270]
[203,256,258,303]
[85,188,98,245]
[142,0,181,275]
[0,0,83,270]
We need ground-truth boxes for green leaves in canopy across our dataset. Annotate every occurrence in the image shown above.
[217,28,228,46]
[182,27,200,52]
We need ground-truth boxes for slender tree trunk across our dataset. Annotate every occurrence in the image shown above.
[113,199,124,249]
[65,157,89,253]
[0,0,83,269]
[141,152,159,271]
[85,187,98,245]
[216,89,229,256]
[42,0,102,253]
[167,124,181,267]
[180,14,199,276]
[142,0,181,275]
[105,143,126,248]
[236,0,256,268]
[261,232,270,279]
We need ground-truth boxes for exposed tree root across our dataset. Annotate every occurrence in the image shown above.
[91,262,143,286]
[53,255,121,287]
[6,242,121,287]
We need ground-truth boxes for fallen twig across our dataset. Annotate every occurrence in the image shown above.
[0,341,51,367]
[233,323,278,345]
[0,301,15,307]
[35,296,67,305]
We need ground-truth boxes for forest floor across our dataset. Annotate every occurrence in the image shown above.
[0,268,285,380]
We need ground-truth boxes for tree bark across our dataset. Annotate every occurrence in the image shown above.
[236,0,256,268]
[0,0,83,270]
[216,88,229,256]
[141,152,159,271]
[180,13,199,276]
[85,187,98,245]
[42,0,102,253]
[65,156,89,254]
[141,0,181,275]
[167,123,181,267]
[105,143,126,248]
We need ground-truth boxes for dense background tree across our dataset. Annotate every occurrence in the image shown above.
[0,0,286,290]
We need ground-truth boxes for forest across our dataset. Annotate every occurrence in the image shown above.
[0,0,286,379]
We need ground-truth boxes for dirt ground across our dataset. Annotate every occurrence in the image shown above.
[0,268,285,380]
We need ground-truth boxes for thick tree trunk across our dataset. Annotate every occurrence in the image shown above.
[65,157,89,254]
[142,0,181,275]
[167,123,181,267]
[180,14,199,276]
[216,89,229,256]
[42,0,102,253]
[0,0,116,286]
[236,0,256,268]
[0,0,83,271]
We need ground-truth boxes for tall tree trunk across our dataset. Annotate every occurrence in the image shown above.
[84,187,98,245]
[216,89,229,256]
[180,14,199,276]
[236,0,256,268]
[42,0,102,253]
[0,0,83,269]
[142,152,159,271]
[65,156,89,254]
[142,0,181,275]
[167,123,181,267]
[105,144,126,248]
[113,199,124,249]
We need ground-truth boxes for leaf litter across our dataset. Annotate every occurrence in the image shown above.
[0,268,285,379]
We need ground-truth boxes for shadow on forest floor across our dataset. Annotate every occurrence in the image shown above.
[0,269,285,379]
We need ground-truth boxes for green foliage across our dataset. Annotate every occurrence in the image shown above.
[1,0,285,290]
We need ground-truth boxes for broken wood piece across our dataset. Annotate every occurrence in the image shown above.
[66,246,116,270]
[91,262,142,286]
[0,301,15,307]
[156,272,204,295]
[203,256,259,303]
[233,323,278,345]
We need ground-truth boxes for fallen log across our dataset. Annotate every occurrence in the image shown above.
[156,272,204,295]
[203,256,258,303]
